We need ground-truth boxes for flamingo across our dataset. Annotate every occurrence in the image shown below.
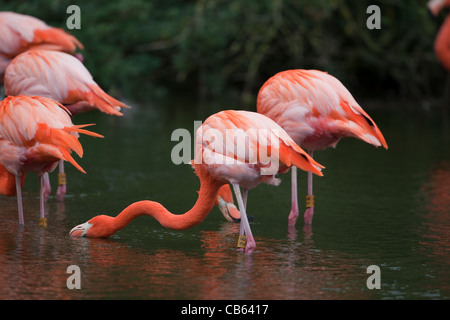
[4,49,130,200]
[257,69,388,226]
[0,11,83,83]
[69,110,324,253]
[428,0,450,70]
[0,95,103,225]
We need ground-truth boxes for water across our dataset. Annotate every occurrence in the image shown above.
[0,100,449,300]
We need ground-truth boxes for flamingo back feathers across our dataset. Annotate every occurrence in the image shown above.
[0,95,103,174]
[196,110,324,182]
[4,50,129,116]
[0,11,83,58]
[257,69,388,150]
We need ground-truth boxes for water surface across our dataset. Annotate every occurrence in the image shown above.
[0,100,449,300]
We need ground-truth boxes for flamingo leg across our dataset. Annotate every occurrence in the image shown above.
[56,160,66,201]
[15,175,24,225]
[43,172,51,201]
[231,183,256,254]
[304,150,315,225]
[39,175,47,227]
[288,166,299,226]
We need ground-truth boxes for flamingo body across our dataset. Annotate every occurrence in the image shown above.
[0,95,102,224]
[4,50,129,116]
[0,11,83,81]
[70,110,324,253]
[257,69,387,225]
[257,69,387,151]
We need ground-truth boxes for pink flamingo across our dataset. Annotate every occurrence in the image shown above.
[0,95,103,225]
[70,110,324,253]
[0,11,83,83]
[257,69,388,226]
[428,0,450,70]
[4,49,130,200]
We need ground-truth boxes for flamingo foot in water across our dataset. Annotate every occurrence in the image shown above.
[288,207,299,226]
[304,207,314,225]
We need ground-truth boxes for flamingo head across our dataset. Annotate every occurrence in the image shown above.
[216,195,241,222]
[69,215,115,238]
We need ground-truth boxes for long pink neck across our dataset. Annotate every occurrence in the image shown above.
[109,169,225,234]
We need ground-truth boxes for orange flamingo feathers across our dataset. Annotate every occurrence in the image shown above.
[428,0,450,70]
[0,95,103,225]
[4,50,130,116]
[70,110,324,254]
[4,49,130,200]
[257,69,387,226]
[0,11,83,82]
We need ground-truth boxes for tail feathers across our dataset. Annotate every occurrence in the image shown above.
[35,123,83,157]
[86,84,130,116]
[340,100,388,150]
[64,124,104,139]
[58,147,86,174]
[33,28,84,53]
[279,142,324,176]
[0,163,25,196]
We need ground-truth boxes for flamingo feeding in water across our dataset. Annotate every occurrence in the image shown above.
[257,69,388,226]
[70,110,324,253]
[0,11,83,83]
[4,49,130,200]
[428,0,450,70]
[0,95,103,225]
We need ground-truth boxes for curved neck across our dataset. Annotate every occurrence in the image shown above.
[111,171,224,233]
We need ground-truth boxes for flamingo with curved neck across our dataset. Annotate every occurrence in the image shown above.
[70,164,225,237]
[70,110,324,253]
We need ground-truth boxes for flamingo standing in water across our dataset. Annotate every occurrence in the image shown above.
[70,110,324,253]
[4,50,130,200]
[0,11,83,83]
[257,69,388,226]
[0,95,103,225]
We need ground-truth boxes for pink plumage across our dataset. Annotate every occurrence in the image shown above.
[0,95,102,225]
[0,11,83,82]
[4,50,129,116]
[257,69,388,225]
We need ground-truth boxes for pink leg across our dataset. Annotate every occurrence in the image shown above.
[232,183,256,254]
[56,160,66,201]
[304,150,315,225]
[15,175,24,225]
[288,167,299,226]
[43,172,51,201]
[39,175,48,227]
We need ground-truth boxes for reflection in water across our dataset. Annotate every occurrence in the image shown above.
[417,161,450,295]
[1,106,449,299]
[0,203,376,300]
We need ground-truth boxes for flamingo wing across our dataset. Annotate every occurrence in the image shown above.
[195,110,323,188]
[0,11,83,58]
[4,50,129,116]
[0,96,102,175]
[257,69,388,150]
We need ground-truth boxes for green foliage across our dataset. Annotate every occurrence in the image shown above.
[1,0,445,108]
